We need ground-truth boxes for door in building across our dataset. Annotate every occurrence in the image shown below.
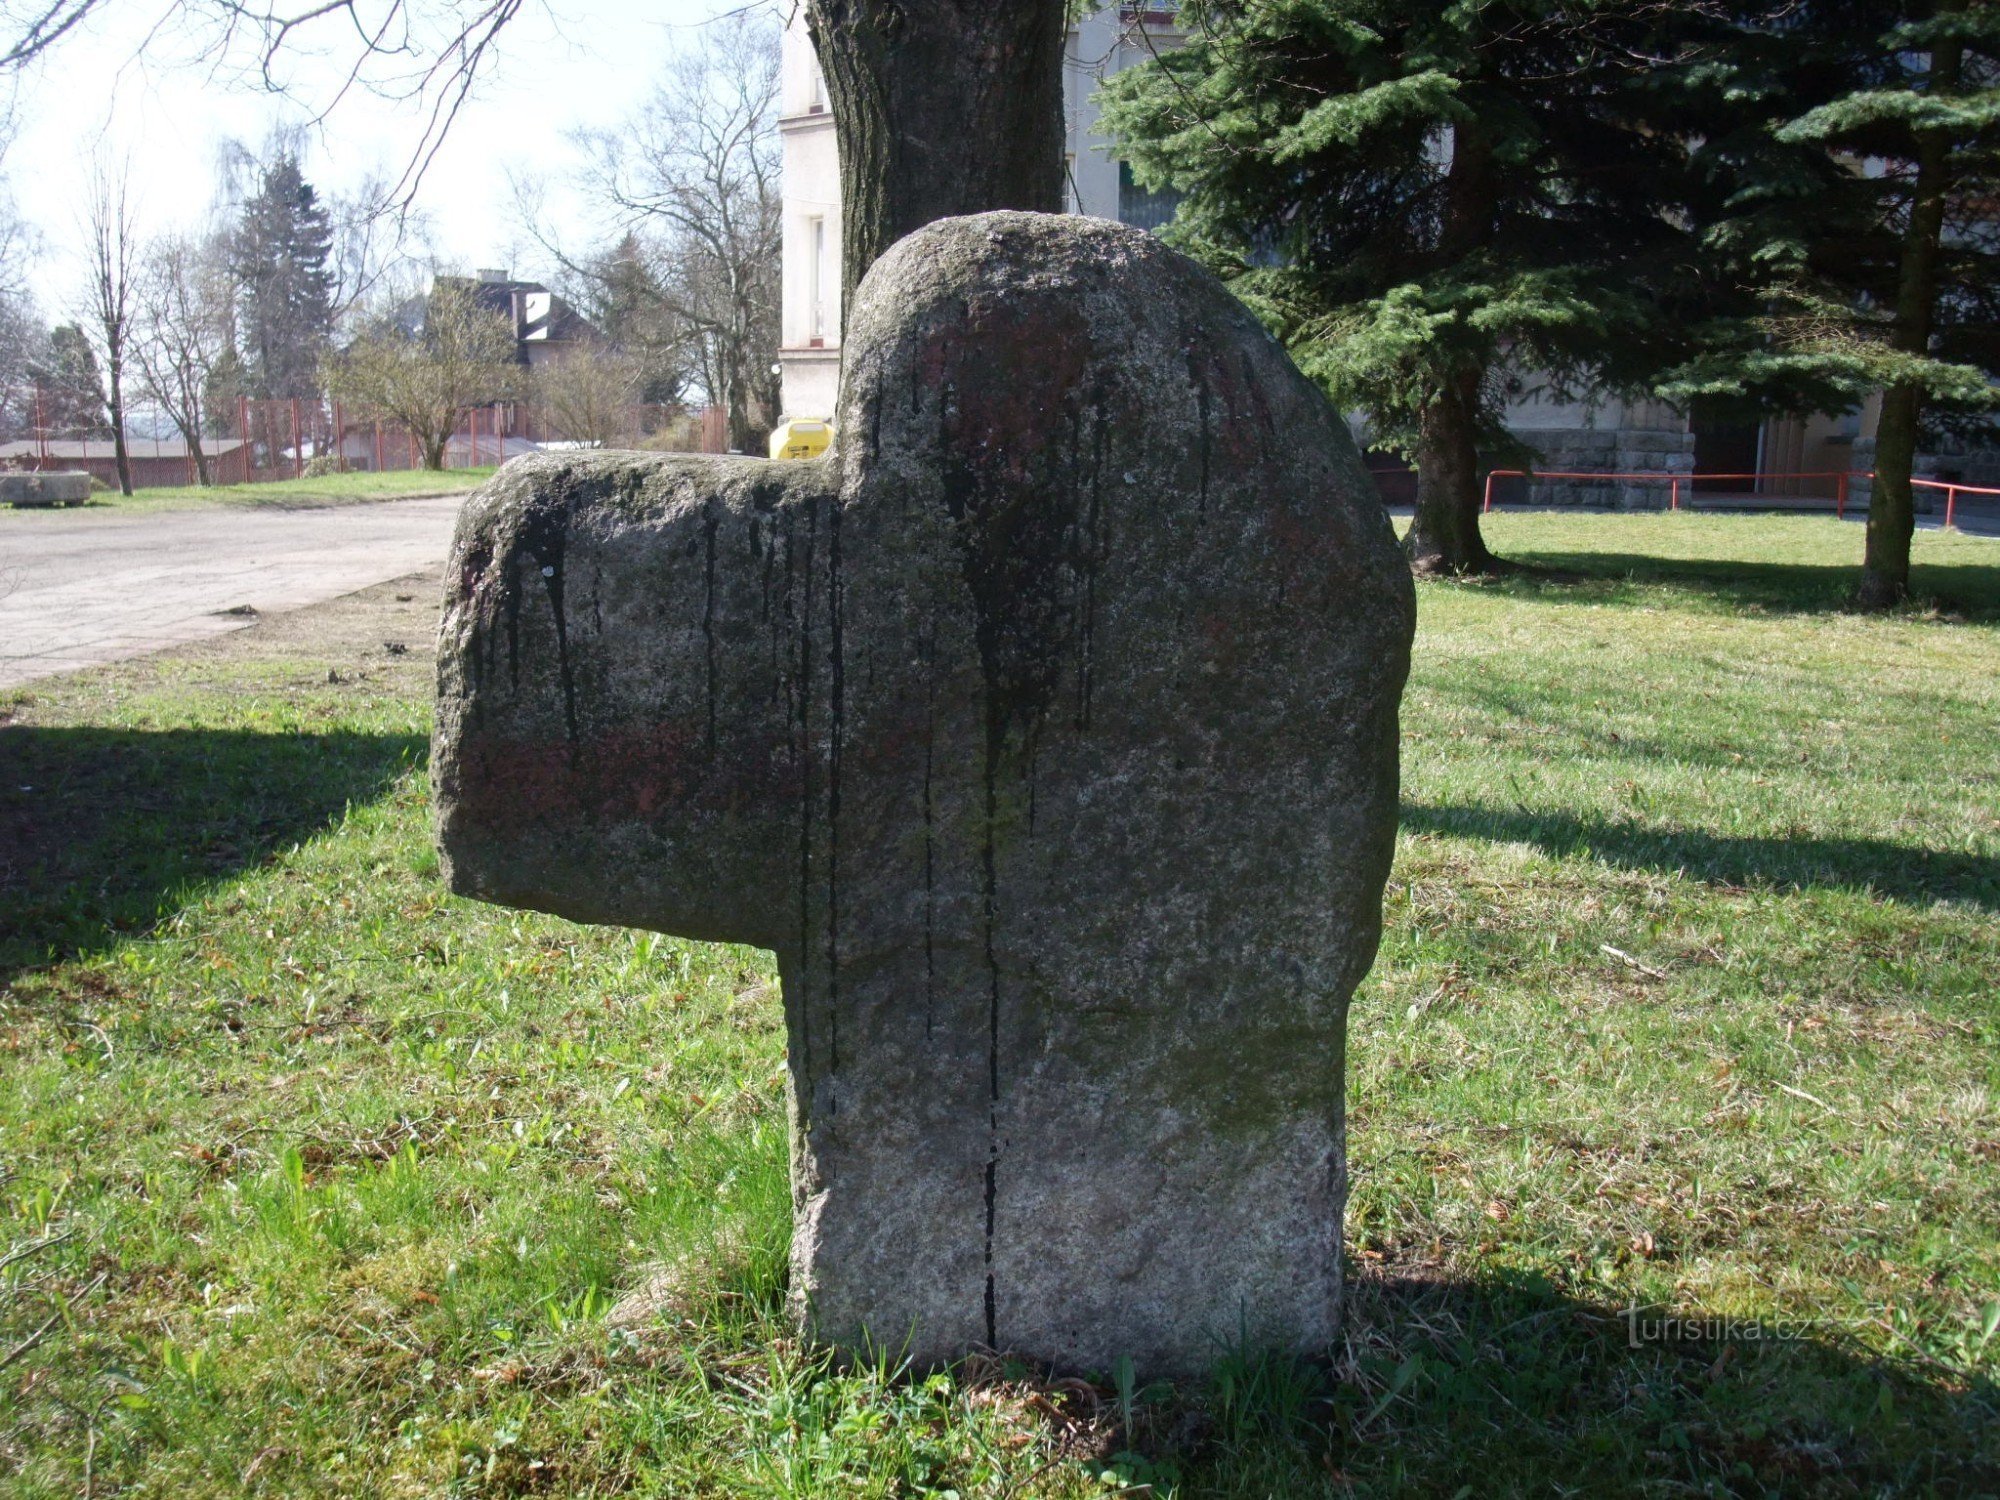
[1691,404,1762,495]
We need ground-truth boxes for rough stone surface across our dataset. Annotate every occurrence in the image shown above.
[1,471,91,507]
[433,213,1414,1376]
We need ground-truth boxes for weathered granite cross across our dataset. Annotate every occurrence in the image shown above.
[433,213,1413,1375]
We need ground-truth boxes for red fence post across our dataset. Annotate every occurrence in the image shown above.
[1946,486,1958,530]
[1482,471,1495,514]
[1836,472,1848,519]
[1670,477,1680,512]
[374,420,384,474]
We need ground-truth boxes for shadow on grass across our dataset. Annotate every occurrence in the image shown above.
[1488,550,2000,619]
[1404,801,1998,911]
[1293,1271,1999,1492]
[0,725,425,981]
[1043,1270,1995,1490]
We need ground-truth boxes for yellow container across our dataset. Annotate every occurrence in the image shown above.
[769,417,833,461]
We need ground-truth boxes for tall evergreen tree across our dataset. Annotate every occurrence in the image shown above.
[234,155,336,401]
[583,234,694,407]
[1100,0,1713,574]
[1674,2,2000,609]
[30,323,108,437]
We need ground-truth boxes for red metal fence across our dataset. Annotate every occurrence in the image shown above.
[1482,468,1858,514]
[0,393,729,490]
[1480,467,1997,527]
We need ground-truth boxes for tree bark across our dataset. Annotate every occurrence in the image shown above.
[1403,368,1496,575]
[1858,25,1962,611]
[1400,119,1499,574]
[806,0,1067,309]
[106,358,133,497]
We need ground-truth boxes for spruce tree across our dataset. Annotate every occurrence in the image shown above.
[29,324,110,438]
[1678,2,2000,609]
[585,234,693,407]
[1099,0,1710,574]
[234,155,337,401]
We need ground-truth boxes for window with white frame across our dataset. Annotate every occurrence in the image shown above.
[808,216,827,343]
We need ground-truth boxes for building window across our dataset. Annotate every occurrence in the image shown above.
[809,60,825,113]
[808,216,827,345]
[1118,161,1183,232]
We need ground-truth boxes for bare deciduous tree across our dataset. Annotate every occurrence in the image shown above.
[329,278,516,470]
[133,232,232,485]
[81,163,138,496]
[564,10,780,454]
[0,287,44,441]
[534,346,641,449]
[4,0,522,204]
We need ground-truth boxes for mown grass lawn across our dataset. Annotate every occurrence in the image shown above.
[1,513,1995,1497]
[10,467,497,517]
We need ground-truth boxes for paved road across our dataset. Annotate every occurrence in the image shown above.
[0,496,467,690]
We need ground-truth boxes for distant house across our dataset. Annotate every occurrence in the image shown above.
[0,437,249,489]
[434,270,599,369]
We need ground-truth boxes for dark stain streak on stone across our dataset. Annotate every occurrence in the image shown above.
[1078,407,1106,732]
[703,502,720,762]
[516,494,579,759]
[921,624,937,1043]
[1192,354,1212,523]
[826,495,844,1080]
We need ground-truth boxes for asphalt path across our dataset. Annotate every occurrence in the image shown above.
[5,492,1991,694]
[0,495,467,690]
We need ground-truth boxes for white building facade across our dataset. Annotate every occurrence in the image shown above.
[777,23,843,421]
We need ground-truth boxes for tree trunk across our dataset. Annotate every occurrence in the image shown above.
[106,361,133,497]
[806,0,1067,308]
[190,437,211,488]
[1399,119,1501,575]
[424,433,449,471]
[1857,21,1962,611]
[1403,369,1496,575]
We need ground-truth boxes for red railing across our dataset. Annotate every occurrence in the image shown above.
[1911,477,2000,530]
[1482,469,1859,516]
[1480,467,1997,528]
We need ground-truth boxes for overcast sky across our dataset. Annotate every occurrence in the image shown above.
[4,0,755,313]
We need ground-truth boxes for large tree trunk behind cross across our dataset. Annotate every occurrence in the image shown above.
[806,0,1068,308]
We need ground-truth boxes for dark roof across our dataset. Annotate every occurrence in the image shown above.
[0,438,247,460]
[433,275,599,352]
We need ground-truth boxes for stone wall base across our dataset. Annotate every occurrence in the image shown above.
[1500,428,1696,510]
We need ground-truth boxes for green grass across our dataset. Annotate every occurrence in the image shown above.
[1,513,1996,1496]
[4,467,496,517]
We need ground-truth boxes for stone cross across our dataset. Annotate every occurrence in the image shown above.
[433,213,1414,1376]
